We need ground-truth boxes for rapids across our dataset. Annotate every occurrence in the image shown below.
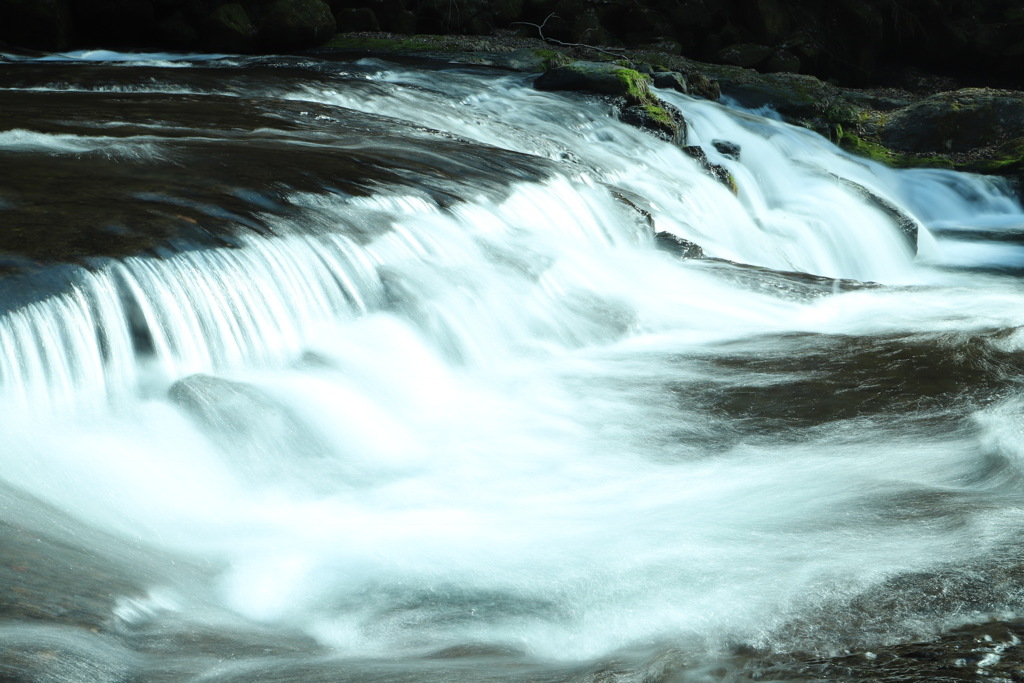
[2,51,1024,681]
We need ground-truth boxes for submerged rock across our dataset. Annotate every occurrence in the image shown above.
[829,175,921,250]
[682,146,738,194]
[712,139,740,160]
[654,231,704,259]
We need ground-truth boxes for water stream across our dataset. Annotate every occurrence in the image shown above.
[2,51,1024,681]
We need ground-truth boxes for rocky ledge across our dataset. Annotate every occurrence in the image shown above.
[320,33,1024,196]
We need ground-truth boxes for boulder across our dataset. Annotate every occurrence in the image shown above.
[257,0,336,51]
[619,99,685,143]
[716,42,772,68]
[879,88,1024,154]
[535,62,653,101]
[762,49,800,74]
[203,2,255,52]
[0,0,72,50]
[651,71,688,94]
[535,63,685,142]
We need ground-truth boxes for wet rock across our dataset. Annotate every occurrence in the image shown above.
[257,0,336,51]
[0,0,72,50]
[829,174,921,249]
[711,139,740,160]
[682,145,737,193]
[651,70,688,94]
[654,231,704,259]
[536,62,685,142]
[618,98,685,143]
[203,2,255,52]
[168,373,335,480]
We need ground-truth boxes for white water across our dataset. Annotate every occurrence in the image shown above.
[4,56,1024,672]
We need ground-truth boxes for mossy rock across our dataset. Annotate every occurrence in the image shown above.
[620,100,685,143]
[534,62,653,105]
[535,62,685,141]
[836,130,955,169]
[682,145,738,194]
[258,0,336,51]
[879,88,1024,154]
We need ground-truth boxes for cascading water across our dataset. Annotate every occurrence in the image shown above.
[3,50,1024,682]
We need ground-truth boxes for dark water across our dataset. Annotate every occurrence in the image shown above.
[2,50,1024,682]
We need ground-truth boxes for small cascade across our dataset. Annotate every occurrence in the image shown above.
[2,51,1024,681]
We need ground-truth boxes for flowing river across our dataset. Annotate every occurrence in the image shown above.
[2,50,1024,682]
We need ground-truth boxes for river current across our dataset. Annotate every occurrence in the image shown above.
[2,50,1024,681]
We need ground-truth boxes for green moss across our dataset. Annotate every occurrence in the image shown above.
[644,103,676,129]
[535,48,571,70]
[837,131,954,169]
[612,67,652,106]
[961,138,1024,175]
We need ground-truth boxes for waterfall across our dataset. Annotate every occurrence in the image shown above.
[3,51,1024,681]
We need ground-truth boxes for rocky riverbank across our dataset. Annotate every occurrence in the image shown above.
[314,32,1024,194]
[2,0,1023,191]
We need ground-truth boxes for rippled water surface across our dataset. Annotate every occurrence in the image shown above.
[2,51,1024,682]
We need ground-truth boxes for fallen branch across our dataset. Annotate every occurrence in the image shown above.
[511,13,627,59]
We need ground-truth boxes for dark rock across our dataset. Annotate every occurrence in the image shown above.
[711,68,856,124]
[682,145,738,193]
[609,186,655,229]
[829,174,921,250]
[762,49,800,74]
[619,99,685,144]
[654,231,704,259]
[717,43,771,68]
[879,88,1024,154]
[683,69,720,101]
[651,71,688,94]
[535,62,650,101]
[712,139,740,160]
[257,0,336,51]
[0,0,72,50]
[334,6,378,31]
[203,2,255,52]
